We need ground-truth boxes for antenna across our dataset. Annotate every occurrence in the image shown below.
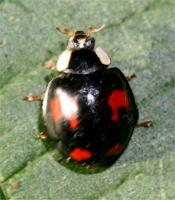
[86,24,105,35]
[56,27,74,37]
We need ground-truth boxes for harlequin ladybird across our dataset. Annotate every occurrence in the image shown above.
[42,25,139,165]
[24,25,152,167]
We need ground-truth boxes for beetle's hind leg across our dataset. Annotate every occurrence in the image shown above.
[136,120,153,128]
[23,93,44,101]
[126,74,136,81]
[35,132,48,139]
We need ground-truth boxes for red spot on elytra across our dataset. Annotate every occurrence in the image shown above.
[50,98,61,122]
[69,117,79,129]
[107,144,123,156]
[50,97,79,128]
[108,90,129,121]
[69,147,92,161]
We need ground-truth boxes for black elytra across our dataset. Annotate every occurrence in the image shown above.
[43,27,139,167]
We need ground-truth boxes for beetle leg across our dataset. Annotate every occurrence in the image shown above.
[23,94,44,101]
[45,60,56,70]
[35,132,48,139]
[126,74,136,81]
[136,120,153,128]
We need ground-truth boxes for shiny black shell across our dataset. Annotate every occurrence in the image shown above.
[44,67,138,166]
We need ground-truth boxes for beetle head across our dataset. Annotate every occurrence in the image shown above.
[56,25,110,73]
[56,25,105,51]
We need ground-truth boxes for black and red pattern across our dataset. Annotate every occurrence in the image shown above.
[43,29,138,166]
[44,67,138,165]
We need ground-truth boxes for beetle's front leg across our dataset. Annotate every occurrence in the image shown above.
[23,94,44,101]
[45,60,56,70]
[136,120,153,128]
[126,74,136,81]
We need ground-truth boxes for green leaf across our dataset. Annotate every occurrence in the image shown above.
[0,187,5,200]
[0,0,175,199]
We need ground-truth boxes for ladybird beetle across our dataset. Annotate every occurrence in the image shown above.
[24,25,152,167]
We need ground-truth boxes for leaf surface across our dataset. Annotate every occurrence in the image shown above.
[0,0,175,199]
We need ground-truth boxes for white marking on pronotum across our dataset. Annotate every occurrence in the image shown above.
[56,49,72,72]
[94,47,111,65]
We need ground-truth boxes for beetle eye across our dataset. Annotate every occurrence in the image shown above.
[86,40,91,47]
[86,37,95,49]
[74,43,79,48]
[73,39,79,47]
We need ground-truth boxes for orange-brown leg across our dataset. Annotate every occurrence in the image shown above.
[126,74,136,81]
[35,132,48,139]
[136,120,153,128]
[23,94,43,101]
[45,60,56,70]
[23,94,48,139]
